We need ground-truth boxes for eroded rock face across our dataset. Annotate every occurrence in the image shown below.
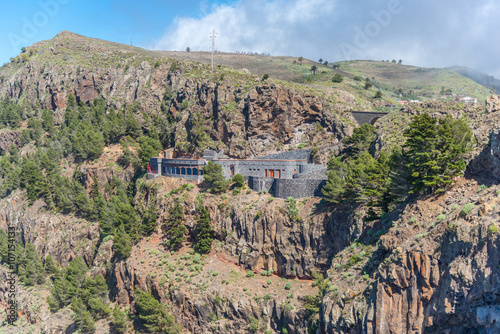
[320,206,500,334]
[486,95,500,113]
[469,127,500,180]
[0,191,99,268]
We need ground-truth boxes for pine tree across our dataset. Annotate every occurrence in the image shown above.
[142,204,159,235]
[195,207,213,254]
[113,225,132,259]
[112,307,129,333]
[135,288,181,333]
[89,176,100,199]
[403,113,440,193]
[403,113,474,194]
[202,161,229,193]
[164,199,186,250]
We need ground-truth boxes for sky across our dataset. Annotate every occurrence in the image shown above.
[1,0,500,77]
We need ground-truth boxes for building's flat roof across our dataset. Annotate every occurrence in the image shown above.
[212,159,307,162]
[152,157,206,161]
[152,157,308,162]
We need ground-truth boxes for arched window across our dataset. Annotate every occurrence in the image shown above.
[176,167,180,174]
[181,167,186,175]
[193,168,198,175]
[187,168,192,175]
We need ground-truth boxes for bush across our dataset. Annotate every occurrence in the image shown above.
[332,73,343,83]
[436,214,446,221]
[232,174,245,187]
[490,225,499,234]
[246,270,254,278]
[460,203,474,216]
[285,282,292,290]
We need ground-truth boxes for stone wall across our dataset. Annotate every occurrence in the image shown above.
[298,163,326,175]
[215,159,301,179]
[274,179,327,199]
[248,176,275,193]
[350,111,388,126]
[258,149,312,161]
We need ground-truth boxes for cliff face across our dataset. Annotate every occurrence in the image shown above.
[3,31,500,334]
[320,177,500,334]
[0,31,354,160]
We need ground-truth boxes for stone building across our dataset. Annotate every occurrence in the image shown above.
[147,149,327,199]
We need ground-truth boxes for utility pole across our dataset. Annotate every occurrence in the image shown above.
[210,29,217,72]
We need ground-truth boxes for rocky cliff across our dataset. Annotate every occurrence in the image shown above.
[0,31,359,161]
[2,30,500,334]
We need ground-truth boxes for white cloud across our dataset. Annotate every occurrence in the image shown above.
[153,0,500,77]
[154,0,338,56]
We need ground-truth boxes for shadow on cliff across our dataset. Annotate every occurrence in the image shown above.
[466,134,500,187]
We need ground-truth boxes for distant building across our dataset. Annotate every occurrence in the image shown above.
[398,100,408,105]
[458,96,477,103]
[410,100,421,104]
[147,149,328,199]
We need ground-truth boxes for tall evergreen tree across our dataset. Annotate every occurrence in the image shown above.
[164,199,186,250]
[195,207,213,254]
[403,113,474,194]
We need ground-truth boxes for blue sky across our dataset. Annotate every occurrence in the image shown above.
[2,0,500,77]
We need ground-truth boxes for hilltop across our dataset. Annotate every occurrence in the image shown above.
[0,31,500,334]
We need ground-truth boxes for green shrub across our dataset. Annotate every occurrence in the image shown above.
[478,184,487,192]
[460,203,474,216]
[232,174,245,187]
[261,270,268,276]
[212,271,218,277]
[267,279,272,285]
[451,204,458,210]
[285,282,292,290]
[332,73,343,83]
[246,270,254,278]
[490,225,499,234]
[436,214,446,221]
[409,217,416,223]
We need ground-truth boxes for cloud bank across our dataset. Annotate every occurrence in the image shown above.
[154,0,500,77]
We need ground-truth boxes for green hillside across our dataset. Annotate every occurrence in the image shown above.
[334,60,493,102]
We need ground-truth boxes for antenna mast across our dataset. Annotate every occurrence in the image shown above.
[210,29,217,72]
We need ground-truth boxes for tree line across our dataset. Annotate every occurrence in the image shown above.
[322,113,475,218]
